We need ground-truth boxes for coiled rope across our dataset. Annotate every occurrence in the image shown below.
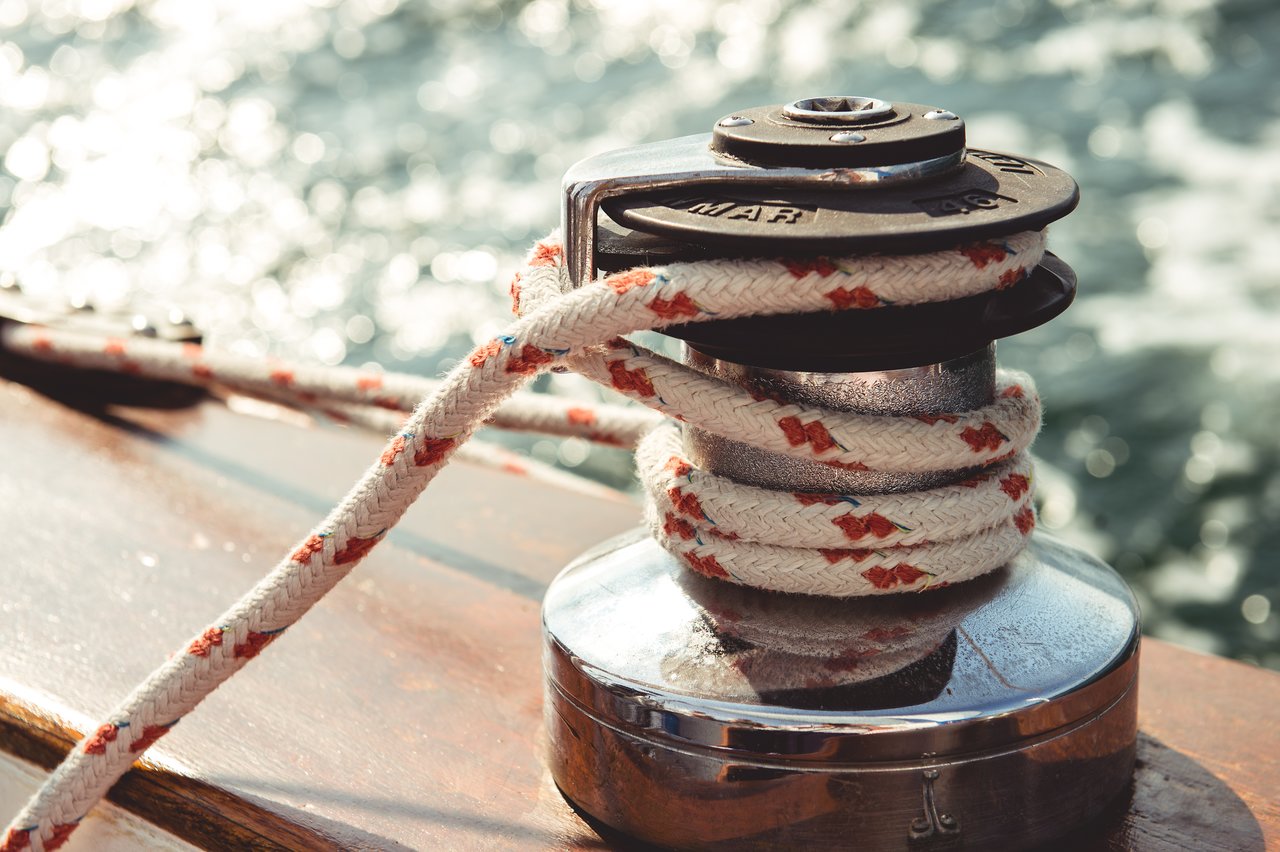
[2,228,1044,851]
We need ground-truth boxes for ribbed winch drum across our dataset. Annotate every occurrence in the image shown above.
[543,97,1140,850]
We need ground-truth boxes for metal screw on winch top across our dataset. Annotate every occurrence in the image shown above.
[829,130,866,143]
[545,96,1139,852]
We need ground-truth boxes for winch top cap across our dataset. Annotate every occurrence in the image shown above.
[780,95,896,124]
[712,97,966,168]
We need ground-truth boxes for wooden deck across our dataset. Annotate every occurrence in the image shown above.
[0,377,1276,850]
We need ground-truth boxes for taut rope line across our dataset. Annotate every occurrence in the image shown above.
[2,229,1044,851]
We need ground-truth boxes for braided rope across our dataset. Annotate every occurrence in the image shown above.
[0,323,662,449]
[2,229,1045,850]
[638,423,1036,596]
[665,566,997,695]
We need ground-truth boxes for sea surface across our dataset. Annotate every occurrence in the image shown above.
[1,0,1277,668]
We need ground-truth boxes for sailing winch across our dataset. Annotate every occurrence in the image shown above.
[542,97,1139,850]
[2,95,1140,852]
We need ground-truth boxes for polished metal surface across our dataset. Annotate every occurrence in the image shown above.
[543,531,1141,850]
[682,345,996,493]
[561,134,965,286]
[783,96,894,124]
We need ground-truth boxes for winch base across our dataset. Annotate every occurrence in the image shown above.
[542,531,1140,851]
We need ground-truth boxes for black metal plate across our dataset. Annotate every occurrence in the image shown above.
[711,102,965,168]
[601,150,1078,256]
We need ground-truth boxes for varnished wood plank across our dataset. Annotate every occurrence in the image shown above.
[0,376,1277,850]
[0,750,195,851]
[0,379,627,849]
[1121,642,1278,851]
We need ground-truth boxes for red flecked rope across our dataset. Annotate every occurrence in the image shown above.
[2,229,1045,850]
[0,323,662,450]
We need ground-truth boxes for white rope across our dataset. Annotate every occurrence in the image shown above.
[638,422,1036,596]
[2,229,1046,850]
[0,323,663,449]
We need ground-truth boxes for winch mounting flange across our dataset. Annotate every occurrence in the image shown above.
[600,148,1078,259]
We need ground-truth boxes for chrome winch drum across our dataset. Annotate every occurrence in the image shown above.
[542,97,1140,850]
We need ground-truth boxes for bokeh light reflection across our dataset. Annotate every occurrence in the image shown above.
[0,0,1276,667]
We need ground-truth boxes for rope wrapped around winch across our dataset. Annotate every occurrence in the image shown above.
[3,228,1044,851]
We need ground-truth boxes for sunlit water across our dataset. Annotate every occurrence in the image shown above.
[1,0,1277,668]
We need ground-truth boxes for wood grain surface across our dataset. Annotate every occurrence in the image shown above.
[0,376,1276,850]
[0,751,195,851]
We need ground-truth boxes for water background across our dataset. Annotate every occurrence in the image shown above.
[1,0,1277,668]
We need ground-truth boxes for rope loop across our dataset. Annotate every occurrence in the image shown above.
[638,423,1037,596]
